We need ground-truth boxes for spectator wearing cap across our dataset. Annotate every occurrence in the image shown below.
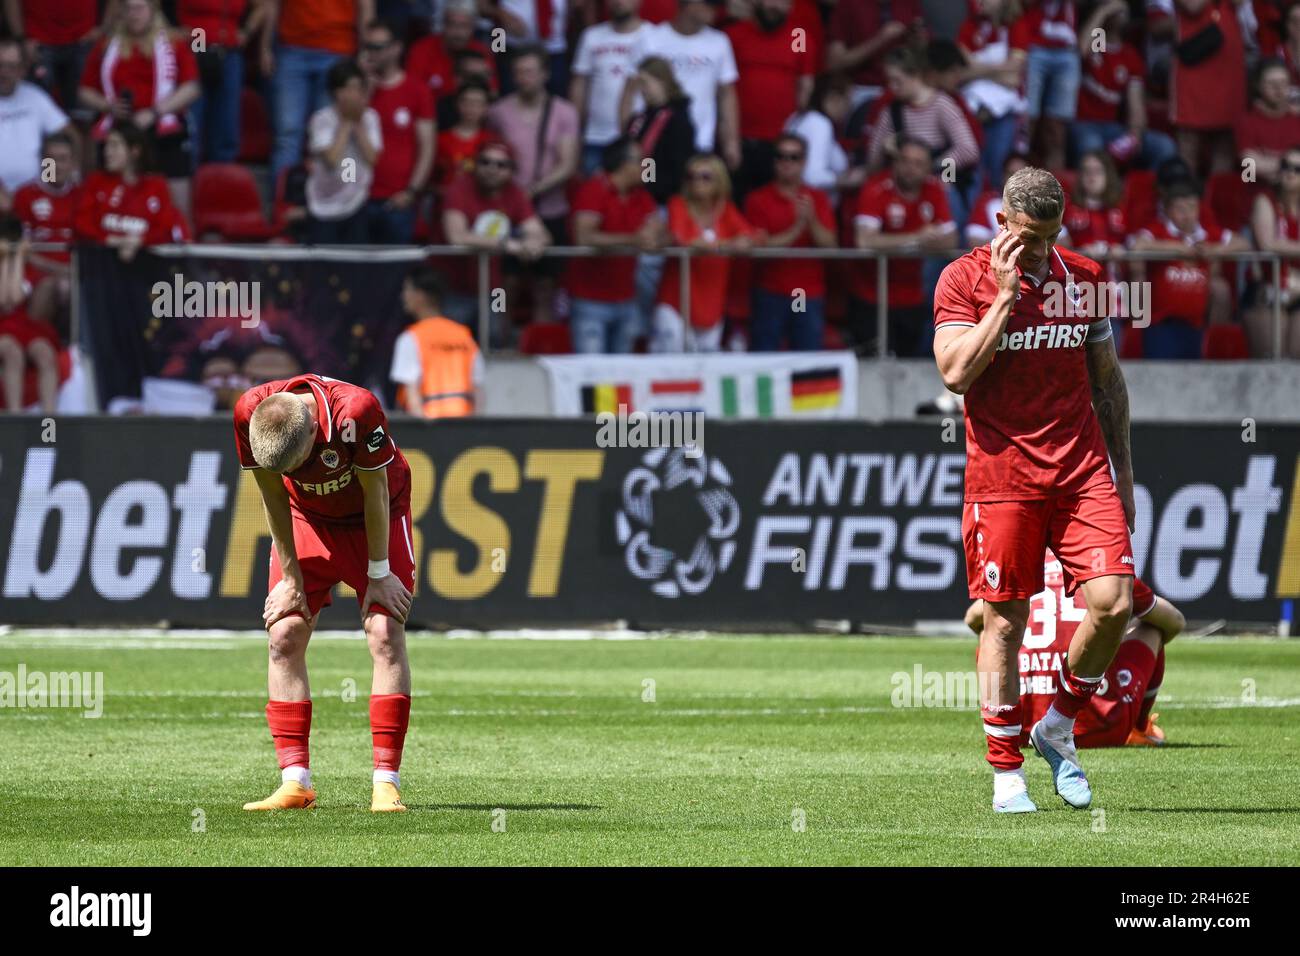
[305,59,382,244]
[1129,178,1249,358]
[570,0,656,175]
[78,0,200,215]
[0,37,73,215]
[487,44,580,326]
[1072,0,1177,171]
[390,265,484,417]
[955,0,1026,192]
[1237,58,1300,183]
[826,0,926,116]
[1170,0,1247,176]
[853,134,957,357]
[441,139,551,337]
[361,19,435,243]
[567,135,663,353]
[3,0,101,118]
[743,132,836,351]
[262,0,372,182]
[1245,145,1300,357]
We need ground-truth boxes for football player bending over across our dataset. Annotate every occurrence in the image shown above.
[966,551,1184,759]
[234,374,416,812]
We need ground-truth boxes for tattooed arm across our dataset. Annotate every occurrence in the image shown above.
[1086,332,1135,531]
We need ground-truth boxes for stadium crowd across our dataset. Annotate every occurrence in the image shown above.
[0,0,1298,413]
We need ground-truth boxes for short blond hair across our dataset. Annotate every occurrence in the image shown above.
[1003,166,1065,222]
[249,393,314,472]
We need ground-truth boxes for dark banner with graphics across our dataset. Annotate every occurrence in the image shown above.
[76,245,413,412]
[1,418,1298,629]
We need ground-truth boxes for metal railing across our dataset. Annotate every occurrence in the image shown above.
[34,242,1297,358]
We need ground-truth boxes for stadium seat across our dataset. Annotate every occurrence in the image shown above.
[1202,323,1250,359]
[1205,171,1258,233]
[1122,170,1158,231]
[237,88,271,165]
[193,163,277,241]
[518,321,572,354]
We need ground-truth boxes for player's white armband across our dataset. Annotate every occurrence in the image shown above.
[1086,318,1113,342]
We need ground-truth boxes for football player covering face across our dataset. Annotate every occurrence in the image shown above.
[932,167,1136,815]
[234,377,416,813]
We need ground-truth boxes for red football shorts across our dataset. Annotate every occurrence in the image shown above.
[1076,639,1157,748]
[268,508,417,620]
[963,470,1134,601]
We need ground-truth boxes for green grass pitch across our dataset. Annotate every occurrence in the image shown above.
[1,632,1297,866]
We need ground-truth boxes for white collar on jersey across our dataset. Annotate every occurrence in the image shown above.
[1020,247,1074,289]
[305,378,333,443]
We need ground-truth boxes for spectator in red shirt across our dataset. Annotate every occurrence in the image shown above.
[78,0,201,216]
[0,218,59,413]
[407,0,498,99]
[435,49,499,129]
[743,132,837,351]
[177,0,263,164]
[1245,146,1300,357]
[74,122,191,260]
[826,0,927,115]
[1170,0,1247,177]
[967,150,1030,245]
[435,79,494,188]
[441,139,551,339]
[12,130,80,327]
[1237,58,1300,183]
[1129,179,1249,358]
[723,0,816,203]
[1064,150,1129,260]
[854,135,958,356]
[4,0,101,115]
[956,0,1027,192]
[1013,0,1081,172]
[653,152,755,352]
[361,19,436,243]
[1072,0,1178,170]
[1262,0,1300,106]
[567,136,664,353]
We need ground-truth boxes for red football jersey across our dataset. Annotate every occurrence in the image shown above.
[74,171,190,245]
[1019,551,1157,741]
[1133,212,1232,328]
[855,175,955,306]
[368,74,435,200]
[1077,43,1143,124]
[933,244,1113,501]
[1062,201,1128,251]
[1010,0,1078,51]
[13,180,80,264]
[233,374,411,526]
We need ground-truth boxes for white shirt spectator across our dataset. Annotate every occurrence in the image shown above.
[0,82,68,192]
[500,0,569,55]
[306,105,383,219]
[784,110,848,194]
[572,20,656,145]
[643,22,738,152]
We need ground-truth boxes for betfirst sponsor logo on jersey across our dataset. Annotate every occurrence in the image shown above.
[997,322,1090,351]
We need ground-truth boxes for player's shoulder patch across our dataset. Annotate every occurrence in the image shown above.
[365,424,388,454]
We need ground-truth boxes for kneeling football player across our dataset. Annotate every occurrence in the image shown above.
[234,374,416,811]
[966,551,1184,762]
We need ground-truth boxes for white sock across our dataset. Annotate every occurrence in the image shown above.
[373,769,400,786]
[1040,703,1076,738]
[993,767,1027,802]
[282,765,311,789]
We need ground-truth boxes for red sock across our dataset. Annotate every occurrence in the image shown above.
[1051,661,1101,719]
[266,699,311,770]
[1137,647,1165,730]
[370,694,411,772]
[982,703,1024,770]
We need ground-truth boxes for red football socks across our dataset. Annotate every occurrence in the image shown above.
[982,702,1024,770]
[370,694,412,771]
[267,699,312,770]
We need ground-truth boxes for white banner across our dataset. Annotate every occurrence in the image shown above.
[540,352,858,419]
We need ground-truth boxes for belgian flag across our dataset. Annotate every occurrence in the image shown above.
[789,367,843,413]
[580,383,633,415]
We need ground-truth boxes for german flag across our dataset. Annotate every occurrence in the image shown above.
[789,367,842,413]
[580,383,633,415]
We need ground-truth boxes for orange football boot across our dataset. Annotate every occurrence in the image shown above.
[1125,713,1167,747]
[371,781,407,812]
[243,780,317,810]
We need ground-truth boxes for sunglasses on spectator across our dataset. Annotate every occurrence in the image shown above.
[479,157,512,169]
[364,41,394,51]
[775,152,804,162]
[1283,163,1300,174]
